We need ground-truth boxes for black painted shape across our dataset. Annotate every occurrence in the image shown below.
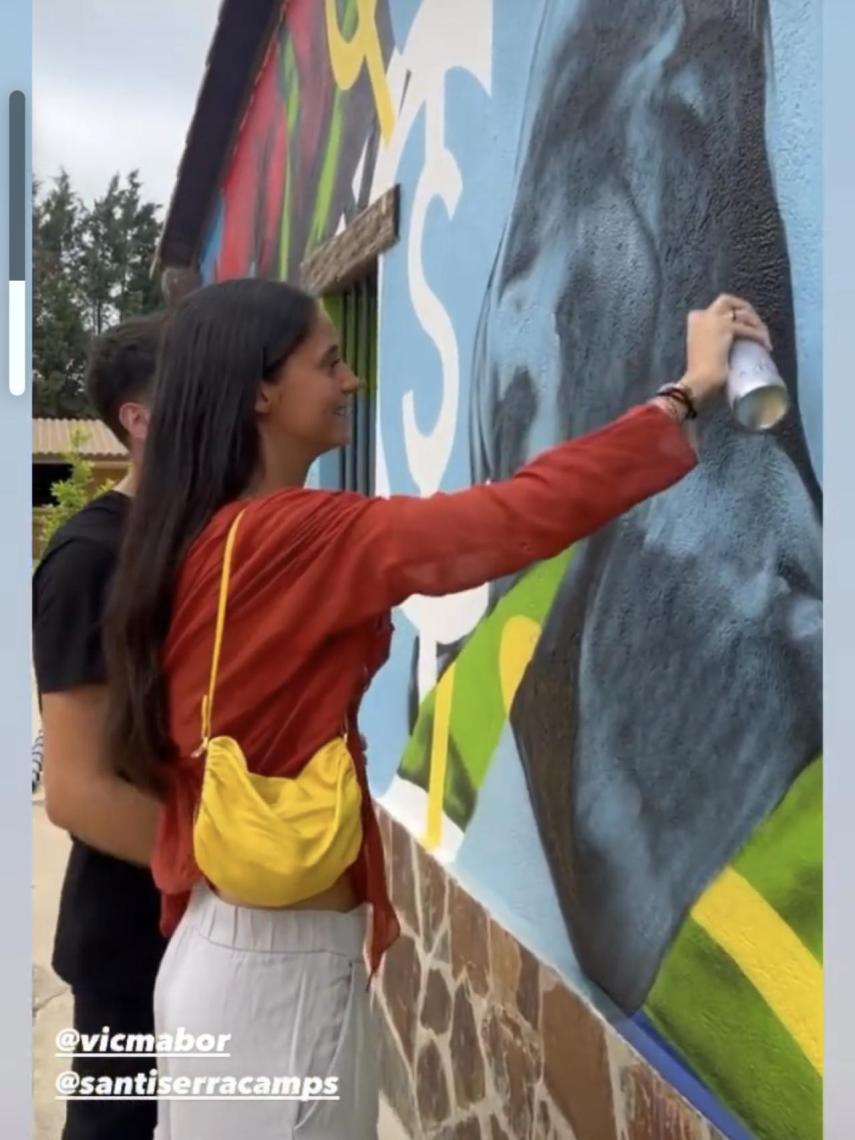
[470,0,821,1011]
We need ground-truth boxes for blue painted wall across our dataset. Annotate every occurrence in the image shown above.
[199,4,822,1135]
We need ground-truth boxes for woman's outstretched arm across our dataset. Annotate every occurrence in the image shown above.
[354,398,695,606]
[244,295,770,621]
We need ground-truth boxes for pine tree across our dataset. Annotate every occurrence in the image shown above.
[33,172,90,416]
[33,170,163,418]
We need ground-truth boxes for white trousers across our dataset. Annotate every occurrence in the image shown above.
[153,883,379,1140]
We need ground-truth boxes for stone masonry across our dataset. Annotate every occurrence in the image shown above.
[372,806,725,1140]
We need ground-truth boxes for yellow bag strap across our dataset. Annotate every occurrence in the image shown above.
[197,508,247,753]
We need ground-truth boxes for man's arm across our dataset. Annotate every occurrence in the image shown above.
[41,685,159,865]
[34,532,159,865]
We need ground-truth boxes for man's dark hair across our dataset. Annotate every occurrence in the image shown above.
[85,314,164,444]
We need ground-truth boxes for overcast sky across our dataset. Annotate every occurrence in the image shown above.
[34,0,222,211]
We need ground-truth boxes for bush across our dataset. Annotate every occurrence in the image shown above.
[38,427,114,550]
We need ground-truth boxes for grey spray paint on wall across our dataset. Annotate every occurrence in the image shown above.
[470,0,822,1010]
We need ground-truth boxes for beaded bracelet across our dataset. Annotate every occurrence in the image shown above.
[656,383,698,421]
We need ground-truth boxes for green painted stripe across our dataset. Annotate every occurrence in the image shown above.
[399,550,572,825]
[308,88,345,250]
[278,34,296,279]
[646,918,821,1140]
[283,37,299,136]
[447,550,573,770]
[307,0,357,252]
[728,758,822,962]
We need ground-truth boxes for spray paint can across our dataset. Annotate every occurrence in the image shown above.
[726,339,790,431]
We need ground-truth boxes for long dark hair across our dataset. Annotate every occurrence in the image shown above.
[105,277,317,793]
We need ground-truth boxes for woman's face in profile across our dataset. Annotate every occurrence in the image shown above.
[258,310,359,462]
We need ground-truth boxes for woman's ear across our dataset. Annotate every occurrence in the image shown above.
[255,380,275,417]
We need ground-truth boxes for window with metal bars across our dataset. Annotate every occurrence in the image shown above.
[321,272,378,495]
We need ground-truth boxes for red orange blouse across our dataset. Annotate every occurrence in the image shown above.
[151,402,696,973]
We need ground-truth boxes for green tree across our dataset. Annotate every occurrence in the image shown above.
[37,427,115,550]
[33,172,90,417]
[33,169,162,418]
[80,171,162,336]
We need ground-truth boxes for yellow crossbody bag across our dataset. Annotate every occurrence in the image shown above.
[191,508,364,907]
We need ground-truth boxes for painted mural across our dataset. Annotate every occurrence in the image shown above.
[200,0,395,284]
[199,3,822,1138]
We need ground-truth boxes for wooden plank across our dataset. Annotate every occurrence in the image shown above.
[300,186,400,295]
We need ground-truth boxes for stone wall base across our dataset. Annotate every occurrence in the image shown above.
[373,805,724,1140]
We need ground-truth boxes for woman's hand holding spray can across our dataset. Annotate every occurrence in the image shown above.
[726,333,790,431]
[669,294,784,429]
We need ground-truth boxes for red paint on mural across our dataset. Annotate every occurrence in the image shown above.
[206,0,392,284]
[216,34,288,280]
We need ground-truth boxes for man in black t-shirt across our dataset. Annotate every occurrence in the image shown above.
[33,315,166,1140]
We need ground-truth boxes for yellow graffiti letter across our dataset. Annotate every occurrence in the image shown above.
[325,0,395,142]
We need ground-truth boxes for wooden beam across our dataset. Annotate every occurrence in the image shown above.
[300,186,400,295]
